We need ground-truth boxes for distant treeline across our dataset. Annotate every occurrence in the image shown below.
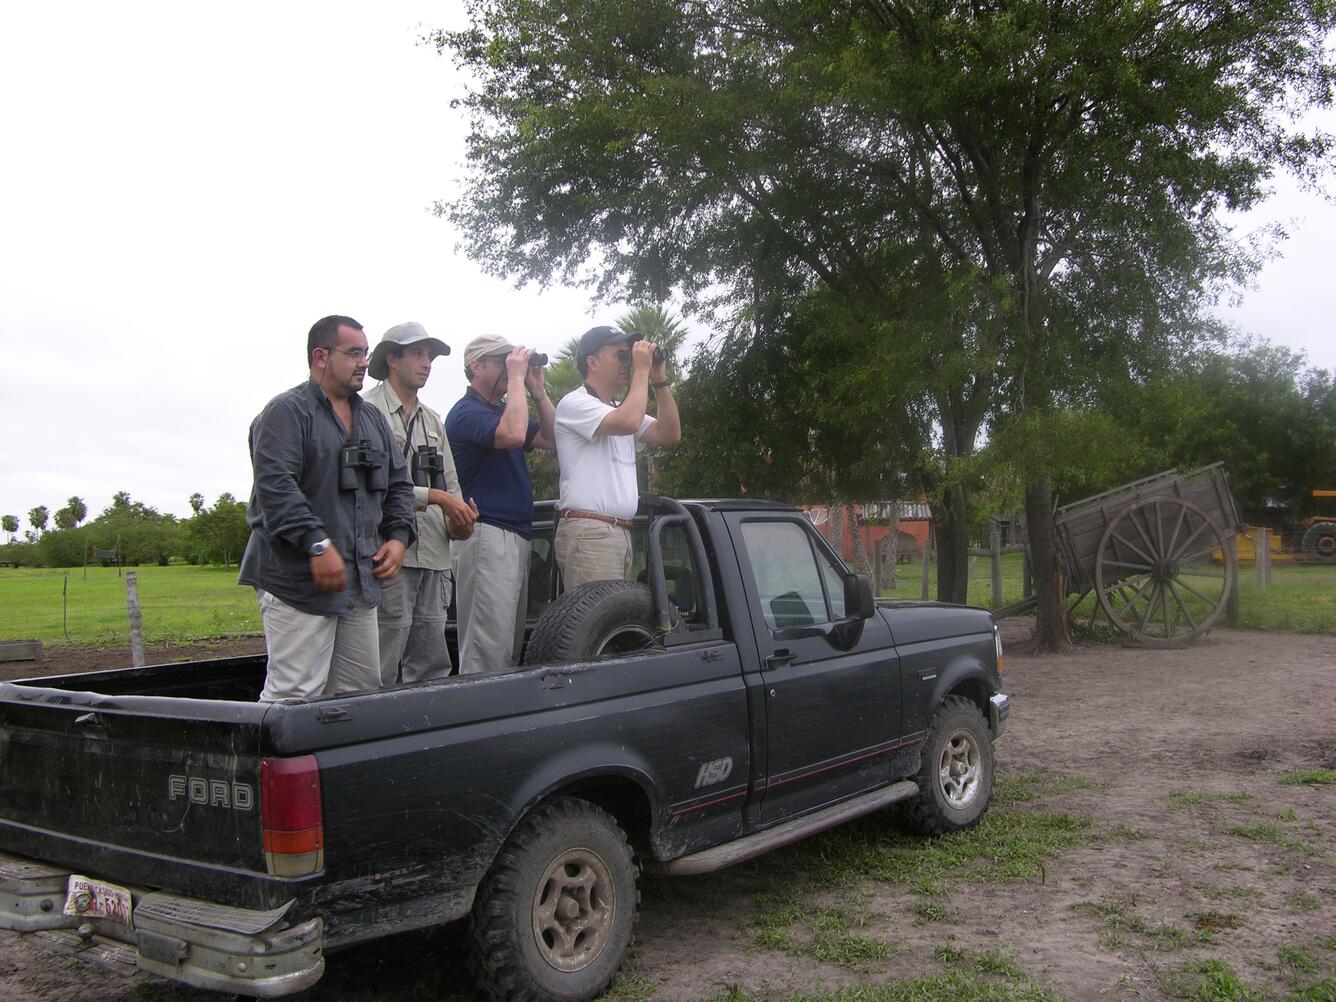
[0,492,248,569]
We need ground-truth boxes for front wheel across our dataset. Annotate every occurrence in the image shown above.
[468,797,640,1002]
[904,696,995,835]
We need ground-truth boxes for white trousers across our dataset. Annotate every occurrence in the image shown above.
[256,589,380,701]
[454,523,530,674]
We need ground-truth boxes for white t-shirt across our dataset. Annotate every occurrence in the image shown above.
[555,388,655,519]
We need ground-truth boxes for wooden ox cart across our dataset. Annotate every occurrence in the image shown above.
[1055,463,1243,646]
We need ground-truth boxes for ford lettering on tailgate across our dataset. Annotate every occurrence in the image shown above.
[167,774,254,811]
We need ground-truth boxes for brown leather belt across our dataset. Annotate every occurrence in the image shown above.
[560,509,634,529]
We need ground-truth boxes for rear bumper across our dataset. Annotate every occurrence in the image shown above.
[0,851,323,997]
[988,692,1010,739]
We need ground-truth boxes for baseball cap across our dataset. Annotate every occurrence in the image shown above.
[368,322,450,381]
[577,325,631,363]
[463,334,517,367]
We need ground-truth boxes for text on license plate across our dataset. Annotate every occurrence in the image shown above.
[63,875,133,926]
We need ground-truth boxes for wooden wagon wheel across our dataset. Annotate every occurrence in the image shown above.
[1094,495,1234,646]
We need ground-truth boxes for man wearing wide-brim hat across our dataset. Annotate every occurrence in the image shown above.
[445,334,556,674]
[363,322,478,685]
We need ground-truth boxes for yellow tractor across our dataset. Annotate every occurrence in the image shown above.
[1300,490,1336,563]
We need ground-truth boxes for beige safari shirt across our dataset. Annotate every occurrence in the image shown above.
[363,380,461,571]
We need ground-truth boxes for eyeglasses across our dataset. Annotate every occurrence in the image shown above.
[324,346,370,361]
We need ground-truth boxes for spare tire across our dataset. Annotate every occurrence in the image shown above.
[523,581,662,666]
[1302,521,1336,563]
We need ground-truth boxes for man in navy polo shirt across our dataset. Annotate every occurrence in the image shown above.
[445,335,556,673]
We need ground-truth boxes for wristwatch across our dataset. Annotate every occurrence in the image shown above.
[308,537,332,556]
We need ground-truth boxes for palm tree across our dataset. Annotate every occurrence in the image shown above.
[189,493,206,515]
[28,505,48,536]
[1,514,18,542]
[615,305,689,378]
[66,496,87,526]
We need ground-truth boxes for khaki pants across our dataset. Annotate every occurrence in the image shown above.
[376,566,452,685]
[256,589,380,701]
[554,517,632,590]
[454,523,530,674]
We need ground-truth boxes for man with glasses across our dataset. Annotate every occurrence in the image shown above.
[445,335,556,673]
[239,315,416,701]
[552,325,681,589]
[364,322,478,686]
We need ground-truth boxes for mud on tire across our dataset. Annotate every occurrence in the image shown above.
[904,695,995,836]
[468,797,640,1002]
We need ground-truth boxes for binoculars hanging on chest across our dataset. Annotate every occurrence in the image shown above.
[411,445,448,491]
[339,440,388,492]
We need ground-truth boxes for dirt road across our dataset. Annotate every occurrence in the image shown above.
[2,625,1333,1000]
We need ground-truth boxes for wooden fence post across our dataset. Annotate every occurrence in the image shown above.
[1254,528,1266,591]
[921,527,933,600]
[990,525,1003,609]
[1261,527,1273,588]
[1225,536,1239,626]
[125,572,145,667]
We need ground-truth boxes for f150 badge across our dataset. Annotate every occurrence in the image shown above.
[168,774,254,811]
[694,756,734,788]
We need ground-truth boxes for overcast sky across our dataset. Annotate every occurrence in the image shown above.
[2,3,1333,528]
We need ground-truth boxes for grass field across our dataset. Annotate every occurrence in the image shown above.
[0,554,1331,646]
[0,565,260,646]
[880,552,1336,634]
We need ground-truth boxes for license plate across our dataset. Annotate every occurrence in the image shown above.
[63,875,133,926]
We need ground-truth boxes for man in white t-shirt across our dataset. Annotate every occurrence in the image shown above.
[553,325,682,588]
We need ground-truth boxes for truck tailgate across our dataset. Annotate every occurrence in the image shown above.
[0,683,269,875]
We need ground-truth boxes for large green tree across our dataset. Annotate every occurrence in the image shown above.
[1123,343,1336,519]
[440,0,1334,647]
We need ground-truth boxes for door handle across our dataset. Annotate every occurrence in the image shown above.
[764,649,796,670]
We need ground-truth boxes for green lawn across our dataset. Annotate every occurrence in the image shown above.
[0,565,260,646]
[1,552,1331,647]
[881,552,1336,634]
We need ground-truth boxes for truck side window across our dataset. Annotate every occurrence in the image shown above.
[741,521,841,630]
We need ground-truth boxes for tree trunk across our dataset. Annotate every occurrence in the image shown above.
[1023,473,1072,652]
[933,483,970,604]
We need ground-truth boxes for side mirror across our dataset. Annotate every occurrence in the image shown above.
[844,574,876,621]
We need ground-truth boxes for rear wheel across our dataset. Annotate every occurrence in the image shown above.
[1302,521,1336,564]
[468,797,639,1002]
[904,696,995,836]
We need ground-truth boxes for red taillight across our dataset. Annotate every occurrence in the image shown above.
[261,756,324,877]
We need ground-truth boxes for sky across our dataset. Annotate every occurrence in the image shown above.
[1,3,1334,528]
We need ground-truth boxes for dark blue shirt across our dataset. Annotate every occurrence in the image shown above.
[445,389,539,539]
[238,380,416,615]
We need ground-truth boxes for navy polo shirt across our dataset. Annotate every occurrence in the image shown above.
[445,389,540,539]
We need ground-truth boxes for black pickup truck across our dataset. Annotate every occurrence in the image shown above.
[0,497,1008,1001]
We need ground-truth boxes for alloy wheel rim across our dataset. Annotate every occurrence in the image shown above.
[938,728,982,808]
[531,847,616,972]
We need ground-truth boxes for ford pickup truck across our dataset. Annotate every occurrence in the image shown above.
[0,496,1009,1001]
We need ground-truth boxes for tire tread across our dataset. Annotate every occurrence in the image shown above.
[904,695,994,837]
[467,797,640,1002]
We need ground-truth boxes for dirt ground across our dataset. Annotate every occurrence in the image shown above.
[1,623,1333,1001]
